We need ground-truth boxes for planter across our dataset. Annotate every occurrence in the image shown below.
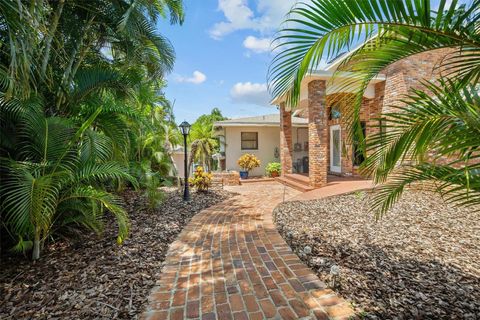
[270,171,280,178]
[239,171,249,179]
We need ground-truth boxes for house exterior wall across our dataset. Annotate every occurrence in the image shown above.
[323,49,451,178]
[381,48,457,166]
[327,82,385,176]
[278,48,454,186]
[224,125,306,176]
[224,126,280,176]
[171,152,189,178]
[382,48,454,112]
[324,81,385,176]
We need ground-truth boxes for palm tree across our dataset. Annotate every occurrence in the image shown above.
[189,124,218,172]
[0,1,185,258]
[1,101,136,259]
[187,108,227,172]
[269,0,480,214]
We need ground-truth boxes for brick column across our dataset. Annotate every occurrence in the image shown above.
[308,80,328,188]
[280,103,293,175]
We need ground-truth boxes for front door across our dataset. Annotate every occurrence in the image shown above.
[330,125,341,173]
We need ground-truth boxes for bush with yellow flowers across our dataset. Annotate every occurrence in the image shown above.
[237,153,261,172]
[189,166,213,192]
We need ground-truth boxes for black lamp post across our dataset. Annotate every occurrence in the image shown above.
[179,121,191,201]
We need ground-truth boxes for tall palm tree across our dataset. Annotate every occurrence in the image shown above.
[189,124,218,172]
[187,108,227,172]
[0,1,185,258]
[269,0,480,214]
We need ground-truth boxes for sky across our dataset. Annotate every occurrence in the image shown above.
[157,0,297,123]
[157,0,457,123]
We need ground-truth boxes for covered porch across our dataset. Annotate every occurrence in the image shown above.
[276,70,385,189]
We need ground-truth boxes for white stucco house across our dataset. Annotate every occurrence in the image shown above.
[213,114,308,177]
[169,146,189,178]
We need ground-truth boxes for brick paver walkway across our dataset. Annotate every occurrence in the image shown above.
[143,182,353,320]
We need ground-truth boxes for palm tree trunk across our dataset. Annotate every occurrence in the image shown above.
[55,16,94,111]
[41,0,65,78]
[32,228,41,260]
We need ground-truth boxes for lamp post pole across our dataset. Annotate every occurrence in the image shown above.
[183,132,190,201]
[179,121,191,201]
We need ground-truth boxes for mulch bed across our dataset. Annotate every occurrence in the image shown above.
[273,190,480,319]
[0,187,233,319]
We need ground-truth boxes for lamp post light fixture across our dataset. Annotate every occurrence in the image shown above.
[179,121,191,201]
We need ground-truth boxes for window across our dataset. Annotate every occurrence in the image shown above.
[353,122,366,166]
[329,105,341,120]
[241,132,258,150]
[379,118,387,142]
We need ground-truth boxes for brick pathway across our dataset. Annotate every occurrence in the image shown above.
[143,182,353,320]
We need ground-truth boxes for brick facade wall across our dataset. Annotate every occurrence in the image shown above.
[381,48,457,167]
[324,86,384,177]
[288,48,454,185]
[382,48,455,112]
[308,80,328,187]
[332,49,450,177]
[280,103,293,175]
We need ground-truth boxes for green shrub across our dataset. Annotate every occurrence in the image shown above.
[266,162,281,177]
[189,166,213,192]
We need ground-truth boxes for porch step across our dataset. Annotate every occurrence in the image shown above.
[241,177,275,184]
[284,174,310,185]
[276,175,314,192]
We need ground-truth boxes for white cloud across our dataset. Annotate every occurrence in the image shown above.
[210,0,296,39]
[243,36,272,53]
[175,71,207,84]
[230,82,271,106]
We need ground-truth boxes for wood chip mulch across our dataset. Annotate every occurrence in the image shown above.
[273,190,480,320]
[0,187,233,319]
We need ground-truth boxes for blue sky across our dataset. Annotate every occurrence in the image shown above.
[157,0,297,123]
[158,0,457,123]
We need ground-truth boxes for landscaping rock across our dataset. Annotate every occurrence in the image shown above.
[0,188,233,319]
[273,190,480,319]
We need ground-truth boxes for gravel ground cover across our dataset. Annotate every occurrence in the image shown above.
[274,190,480,319]
[0,188,233,319]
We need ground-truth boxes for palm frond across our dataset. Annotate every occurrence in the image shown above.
[58,186,129,244]
[362,80,480,183]
[72,161,138,189]
[80,129,114,163]
[269,0,480,119]
[1,162,60,238]
[371,163,480,217]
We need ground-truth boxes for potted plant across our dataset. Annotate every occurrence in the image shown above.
[237,153,260,179]
[265,162,281,177]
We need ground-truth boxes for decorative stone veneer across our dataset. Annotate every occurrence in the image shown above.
[308,80,328,187]
[280,103,293,176]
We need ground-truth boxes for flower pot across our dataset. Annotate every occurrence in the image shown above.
[239,171,249,179]
[270,171,280,178]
